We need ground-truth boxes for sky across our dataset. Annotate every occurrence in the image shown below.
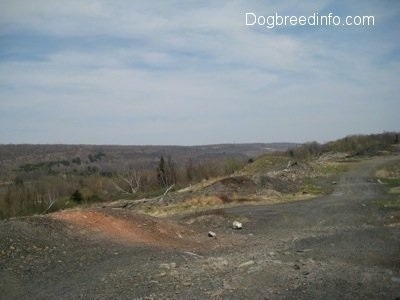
[0,1,399,145]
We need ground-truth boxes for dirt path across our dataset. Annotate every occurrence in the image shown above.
[220,155,400,299]
[1,156,399,299]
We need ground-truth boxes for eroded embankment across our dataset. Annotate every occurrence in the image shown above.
[50,208,210,250]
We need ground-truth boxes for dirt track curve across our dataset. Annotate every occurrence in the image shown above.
[1,156,399,299]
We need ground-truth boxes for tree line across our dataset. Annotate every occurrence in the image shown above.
[0,155,246,219]
[287,132,399,159]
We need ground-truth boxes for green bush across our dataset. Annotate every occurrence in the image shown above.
[71,190,84,203]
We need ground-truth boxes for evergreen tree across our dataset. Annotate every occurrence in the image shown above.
[157,156,167,187]
[71,190,84,203]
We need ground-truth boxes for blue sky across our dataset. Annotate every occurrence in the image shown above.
[0,1,399,145]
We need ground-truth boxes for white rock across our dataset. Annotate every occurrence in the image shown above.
[238,260,255,268]
[232,221,243,229]
[208,231,216,238]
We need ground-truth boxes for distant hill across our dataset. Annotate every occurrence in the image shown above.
[0,143,297,163]
[0,143,298,180]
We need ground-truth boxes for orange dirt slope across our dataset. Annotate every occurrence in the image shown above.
[50,208,206,250]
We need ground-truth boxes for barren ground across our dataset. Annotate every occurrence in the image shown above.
[1,155,399,299]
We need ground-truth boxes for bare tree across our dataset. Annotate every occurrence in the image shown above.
[112,167,141,195]
[44,189,59,213]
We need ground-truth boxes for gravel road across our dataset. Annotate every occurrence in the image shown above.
[1,156,399,299]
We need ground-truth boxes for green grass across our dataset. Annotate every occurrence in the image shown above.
[312,161,350,177]
[380,178,400,187]
[301,182,327,195]
[375,197,400,209]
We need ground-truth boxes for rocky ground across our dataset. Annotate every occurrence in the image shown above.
[1,155,399,299]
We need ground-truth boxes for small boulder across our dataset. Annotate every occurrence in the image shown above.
[232,221,243,229]
[208,231,216,238]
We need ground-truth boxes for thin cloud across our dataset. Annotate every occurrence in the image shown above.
[0,1,399,145]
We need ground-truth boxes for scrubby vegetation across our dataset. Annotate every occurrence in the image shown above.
[287,132,399,160]
[0,147,249,219]
[0,132,398,219]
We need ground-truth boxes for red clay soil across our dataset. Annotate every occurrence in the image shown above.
[50,208,205,250]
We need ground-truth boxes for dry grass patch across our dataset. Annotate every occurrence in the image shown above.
[375,159,400,179]
[186,195,224,207]
[141,189,318,217]
[141,196,225,217]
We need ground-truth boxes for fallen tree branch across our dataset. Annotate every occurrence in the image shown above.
[44,198,58,213]
[159,184,175,202]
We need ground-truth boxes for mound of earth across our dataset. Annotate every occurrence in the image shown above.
[50,208,209,250]
[198,176,258,200]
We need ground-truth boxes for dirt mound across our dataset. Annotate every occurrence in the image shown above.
[50,208,204,250]
[202,175,258,197]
